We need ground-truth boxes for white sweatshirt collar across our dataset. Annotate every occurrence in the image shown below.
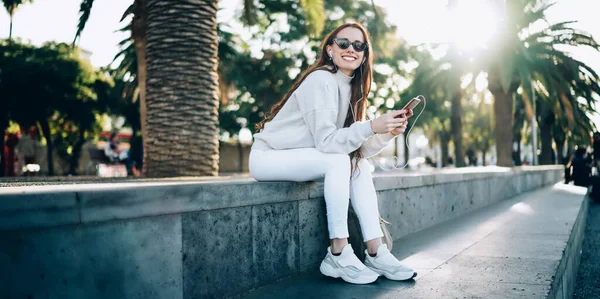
[335,70,354,84]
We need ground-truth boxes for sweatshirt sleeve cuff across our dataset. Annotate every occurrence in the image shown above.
[380,132,396,142]
[358,120,375,138]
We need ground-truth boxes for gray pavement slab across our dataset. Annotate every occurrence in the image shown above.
[232,269,415,299]
[234,183,587,299]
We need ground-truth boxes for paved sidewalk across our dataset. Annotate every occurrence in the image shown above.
[235,183,587,299]
[573,199,600,299]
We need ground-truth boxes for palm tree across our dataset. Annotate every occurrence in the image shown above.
[76,0,325,176]
[445,0,467,167]
[535,58,600,164]
[137,0,218,176]
[487,0,599,166]
[394,0,469,168]
[403,47,470,167]
[510,20,600,165]
[2,0,32,39]
[401,48,455,167]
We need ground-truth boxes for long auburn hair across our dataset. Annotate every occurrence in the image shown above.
[255,23,374,174]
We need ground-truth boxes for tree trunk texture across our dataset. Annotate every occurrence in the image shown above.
[440,132,450,167]
[0,123,5,177]
[145,0,220,177]
[489,73,515,167]
[133,0,148,169]
[539,117,554,165]
[513,132,522,166]
[68,129,86,175]
[9,16,13,39]
[554,136,566,164]
[450,90,465,167]
[40,120,54,176]
[8,8,14,40]
[482,150,487,166]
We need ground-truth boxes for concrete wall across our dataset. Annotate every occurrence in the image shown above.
[0,166,563,299]
[547,194,589,299]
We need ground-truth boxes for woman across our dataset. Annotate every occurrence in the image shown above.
[249,23,415,284]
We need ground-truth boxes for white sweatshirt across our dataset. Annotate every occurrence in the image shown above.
[252,69,396,158]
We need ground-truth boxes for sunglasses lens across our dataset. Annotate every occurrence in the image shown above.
[353,42,367,52]
[335,39,350,49]
[334,38,367,52]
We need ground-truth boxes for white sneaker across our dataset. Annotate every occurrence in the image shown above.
[319,244,380,284]
[364,244,416,281]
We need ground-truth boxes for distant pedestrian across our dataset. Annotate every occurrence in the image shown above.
[567,148,591,187]
[104,132,132,175]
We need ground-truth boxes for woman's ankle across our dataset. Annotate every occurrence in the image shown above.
[330,238,349,254]
[365,238,382,256]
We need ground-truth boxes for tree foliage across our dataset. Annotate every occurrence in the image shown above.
[0,40,117,175]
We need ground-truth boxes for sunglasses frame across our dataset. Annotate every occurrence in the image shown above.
[332,37,369,52]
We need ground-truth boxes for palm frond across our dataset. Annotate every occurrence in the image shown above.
[73,0,95,45]
[517,0,554,29]
[120,4,134,22]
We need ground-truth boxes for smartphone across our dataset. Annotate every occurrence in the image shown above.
[396,97,422,118]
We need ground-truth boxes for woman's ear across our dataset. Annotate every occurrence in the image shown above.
[326,45,333,58]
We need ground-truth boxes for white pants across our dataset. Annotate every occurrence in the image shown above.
[249,148,383,242]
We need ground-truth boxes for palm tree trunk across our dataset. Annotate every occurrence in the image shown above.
[40,119,54,176]
[554,133,566,164]
[450,91,465,167]
[555,138,565,164]
[492,89,514,166]
[553,123,567,164]
[488,70,515,167]
[482,149,487,166]
[9,14,13,39]
[0,121,6,177]
[68,129,86,175]
[145,0,220,177]
[8,5,16,40]
[238,141,244,172]
[440,132,450,167]
[133,0,147,168]
[539,116,553,165]
[513,132,522,166]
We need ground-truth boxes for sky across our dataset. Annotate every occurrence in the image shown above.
[3,0,598,68]
[1,0,599,124]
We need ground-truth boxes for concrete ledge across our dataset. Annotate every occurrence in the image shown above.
[1,166,561,231]
[0,166,564,299]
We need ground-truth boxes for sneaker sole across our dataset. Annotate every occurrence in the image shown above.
[368,267,417,281]
[320,262,379,284]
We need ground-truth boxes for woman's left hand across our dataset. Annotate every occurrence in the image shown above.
[389,108,412,135]
[390,123,407,136]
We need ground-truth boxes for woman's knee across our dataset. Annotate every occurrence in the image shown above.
[350,158,374,179]
[356,158,373,172]
[325,153,351,172]
[248,150,267,180]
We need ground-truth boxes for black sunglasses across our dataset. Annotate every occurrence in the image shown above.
[332,38,368,52]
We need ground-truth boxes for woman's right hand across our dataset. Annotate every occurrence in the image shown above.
[370,110,408,134]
